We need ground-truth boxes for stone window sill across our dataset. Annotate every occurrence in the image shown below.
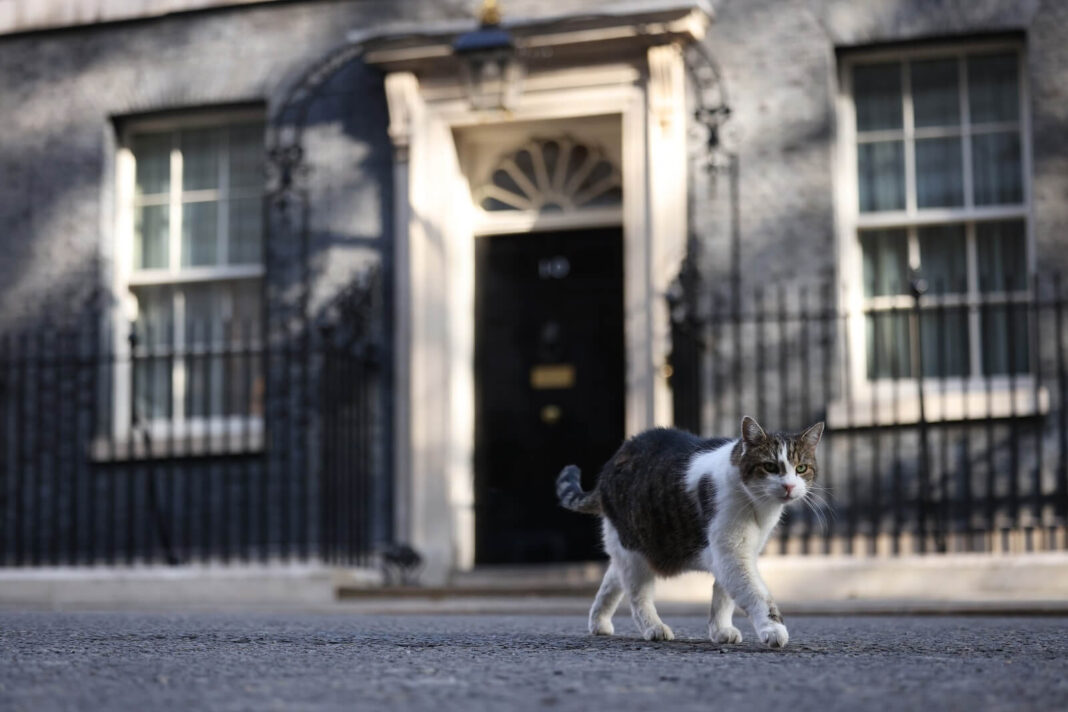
[90,419,264,462]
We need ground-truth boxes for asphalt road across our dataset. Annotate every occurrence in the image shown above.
[1,611,1066,711]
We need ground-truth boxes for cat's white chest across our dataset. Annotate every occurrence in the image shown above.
[719,514,766,552]
[686,441,784,568]
[700,485,783,570]
[751,508,782,552]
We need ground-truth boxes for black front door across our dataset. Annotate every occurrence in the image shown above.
[474,228,625,564]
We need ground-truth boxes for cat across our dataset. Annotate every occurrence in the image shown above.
[556,415,824,649]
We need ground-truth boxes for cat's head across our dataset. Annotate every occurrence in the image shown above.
[734,415,824,506]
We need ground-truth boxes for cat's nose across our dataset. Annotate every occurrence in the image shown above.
[782,484,795,497]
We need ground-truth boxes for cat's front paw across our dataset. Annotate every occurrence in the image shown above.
[589,617,614,636]
[709,625,743,644]
[758,621,789,649]
[642,623,675,641]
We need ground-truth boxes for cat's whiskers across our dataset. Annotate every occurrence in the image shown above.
[800,495,829,531]
[805,488,837,519]
[795,487,838,532]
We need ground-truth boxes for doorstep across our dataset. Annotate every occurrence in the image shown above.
[3,553,1065,613]
[337,553,1068,614]
[331,594,1068,617]
[0,562,379,609]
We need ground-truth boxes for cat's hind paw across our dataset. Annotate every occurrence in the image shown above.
[710,625,743,644]
[589,618,614,636]
[642,623,675,642]
[758,621,789,649]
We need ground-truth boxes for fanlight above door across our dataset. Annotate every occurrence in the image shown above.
[474,137,622,213]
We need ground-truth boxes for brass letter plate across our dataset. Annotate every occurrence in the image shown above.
[530,363,575,390]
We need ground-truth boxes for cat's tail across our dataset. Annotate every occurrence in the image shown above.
[556,465,602,515]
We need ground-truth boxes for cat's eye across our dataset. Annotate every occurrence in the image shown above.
[797,464,808,474]
[762,462,778,473]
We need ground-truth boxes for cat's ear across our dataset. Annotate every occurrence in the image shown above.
[740,415,767,447]
[800,421,825,449]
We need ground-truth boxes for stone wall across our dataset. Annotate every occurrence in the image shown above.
[0,0,1065,569]
[7,0,1061,325]
[692,0,1068,300]
[0,0,451,329]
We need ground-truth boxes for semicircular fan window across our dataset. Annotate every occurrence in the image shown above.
[476,137,622,213]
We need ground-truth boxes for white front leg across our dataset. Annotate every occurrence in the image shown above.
[711,548,788,649]
[708,581,742,644]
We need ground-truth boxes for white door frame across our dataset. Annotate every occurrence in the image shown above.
[381,39,693,582]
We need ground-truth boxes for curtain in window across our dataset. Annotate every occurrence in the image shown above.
[978,220,1028,375]
[132,286,174,421]
[852,49,1028,382]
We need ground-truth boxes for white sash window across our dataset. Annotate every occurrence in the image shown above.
[115,112,265,437]
[838,43,1031,385]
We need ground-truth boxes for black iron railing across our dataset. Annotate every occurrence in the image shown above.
[0,283,383,567]
[670,271,1068,555]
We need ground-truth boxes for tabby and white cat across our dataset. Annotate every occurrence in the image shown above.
[556,416,824,649]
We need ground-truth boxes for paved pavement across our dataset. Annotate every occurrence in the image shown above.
[1,611,1066,711]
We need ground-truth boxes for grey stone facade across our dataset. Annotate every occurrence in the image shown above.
[0,0,1065,567]
[2,0,1064,324]
[0,0,401,327]
[694,0,1067,298]
[4,0,1063,313]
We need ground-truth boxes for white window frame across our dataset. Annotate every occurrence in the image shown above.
[833,39,1042,425]
[113,109,266,445]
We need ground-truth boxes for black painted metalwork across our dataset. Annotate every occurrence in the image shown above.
[0,268,381,566]
[667,270,1068,554]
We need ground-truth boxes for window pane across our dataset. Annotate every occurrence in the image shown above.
[230,280,262,337]
[921,307,969,377]
[183,284,224,418]
[182,281,262,417]
[981,303,1029,375]
[181,201,219,267]
[866,310,911,379]
[858,141,905,212]
[977,220,1027,292]
[912,58,960,128]
[854,62,903,131]
[972,132,1022,205]
[134,204,169,270]
[860,229,909,297]
[968,53,1019,124]
[915,137,964,208]
[133,286,174,346]
[181,128,220,191]
[183,283,223,346]
[229,123,264,191]
[918,224,967,294]
[133,133,170,196]
[132,286,173,420]
[133,352,173,419]
[228,197,262,265]
[867,308,969,379]
[182,282,261,341]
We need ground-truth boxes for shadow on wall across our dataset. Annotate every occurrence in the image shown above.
[0,0,443,330]
[0,42,400,566]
